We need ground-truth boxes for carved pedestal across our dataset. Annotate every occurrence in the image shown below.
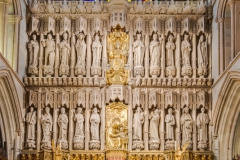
[165,140,175,150]
[91,66,101,77]
[89,140,101,150]
[181,66,192,78]
[150,66,160,78]
[73,136,84,150]
[166,66,176,78]
[106,150,127,160]
[43,65,54,77]
[41,141,51,150]
[198,66,207,78]
[134,66,144,77]
[28,66,38,77]
[75,65,86,77]
[25,140,36,150]
[59,64,69,77]
[58,141,68,150]
[149,139,160,150]
[132,140,144,150]
[198,141,208,150]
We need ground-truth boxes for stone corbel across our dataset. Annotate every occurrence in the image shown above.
[90,88,101,109]
[43,17,56,35]
[197,90,208,109]
[75,16,87,35]
[28,90,38,108]
[28,17,39,36]
[59,16,71,36]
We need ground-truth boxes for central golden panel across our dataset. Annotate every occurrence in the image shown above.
[106,102,128,150]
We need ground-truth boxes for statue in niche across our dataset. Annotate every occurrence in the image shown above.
[197,107,209,143]
[90,107,100,141]
[28,34,39,67]
[74,107,84,140]
[165,108,175,141]
[150,34,161,67]
[92,34,102,67]
[59,32,70,66]
[149,108,160,141]
[181,107,193,146]
[26,107,36,143]
[41,107,52,149]
[197,35,208,67]
[133,106,144,141]
[42,33,55,67]
[133,34,145,67]
[58,107,68,143]
[75,33,86,67]
[166,35,176,67]
[181,34,192,67]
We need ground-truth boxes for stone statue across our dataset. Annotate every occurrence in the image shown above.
[165,108,175,141]
[197,107,209,143]
[28,34,39,67]
[41,107,52,149]
[150,34,160,67]
[74,107,84,140]
[166,35,175,67]
[92,35,102,67]
[26,107,36,149]
[181,107,193,146]
[197,35,208,67]
[133,106,144,141]
[133,34,145,67]
[90,107,100,141]
[59,32,70,66]
[57,108,68,144]
[42,33,55,67]
[181,34,192,67]
[75,33,86,67]
[149,108,160,141]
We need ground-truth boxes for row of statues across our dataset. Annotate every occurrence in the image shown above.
[28,32,208,78]
[25,105,210,150]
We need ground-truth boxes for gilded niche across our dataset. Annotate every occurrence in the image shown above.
[106,25,129,85]
[106,102,128,150]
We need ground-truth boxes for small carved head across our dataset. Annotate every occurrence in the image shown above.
[137,33,141,40]
[153,33,157,41]
[168,35,174,42]
[61,107,66,114]
[47,34,52,40]
[32,34,37,40]
[63,32,68,40]
[168,108,173,114]
[201,107,205,113]
[183,107,189,114]
[30,106,34,112]
[184,34,189,40]
[93,107,98,113]
[200,35,204,41]
[77,107,82,113]
[95,34,99,41]
[45,106,50,113]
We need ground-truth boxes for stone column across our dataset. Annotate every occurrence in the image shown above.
[219,18,224,74]
[128,28,133,77]
[36,90,42,150]
[228,0,236,59]
[39,33,44,77]
[85,90,90,149]
[55,33,60,77]
[144,90,149,150]
[100,88,105,150]
[176,94,181,148]
[192,33,197,78]
[208,93,212,151]
[207,33,212,79]
[102,28,107,77]
[161,34,166,78]
[176,33,181,78]
[160,93,165,150]
[53,91,58,144]
[128,87,133,150]
[0,0,10,57]
[68,90,74,150]
[86,30,92,77]
[70,34,76,77]
[145,33,150,78]
[192,92,197,150]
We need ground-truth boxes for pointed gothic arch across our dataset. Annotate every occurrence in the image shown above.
[213,71,240,160]
[0,68,23,159]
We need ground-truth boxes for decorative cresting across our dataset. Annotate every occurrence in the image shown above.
[106,25,129,85]
[105,102,128,160]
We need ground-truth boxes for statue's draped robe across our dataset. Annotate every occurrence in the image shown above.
[58,113,68,141]
[197,113,209,142]
[149,113,160,140]
[181,113,193,144]
[133,112,144,140]
[90,113,100,140]
[41,113,53,142]
[26,111,36,141]
[165,114,175,140]
[150,40,160,67]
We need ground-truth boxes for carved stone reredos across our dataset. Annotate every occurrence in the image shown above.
[75,16,87,35]
[92,17,103,35]
[134,17,145,35]
[149,17,160,34]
